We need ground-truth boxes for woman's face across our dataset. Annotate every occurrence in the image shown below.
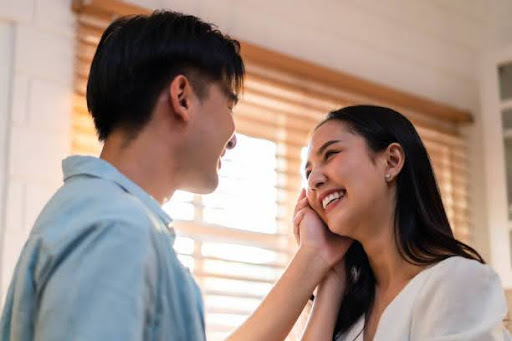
[304,120,391,240]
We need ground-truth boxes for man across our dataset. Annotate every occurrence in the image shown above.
[1,10,349,341]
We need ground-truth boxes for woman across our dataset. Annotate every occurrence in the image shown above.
[228,105,509,341]
[294,105,510,340]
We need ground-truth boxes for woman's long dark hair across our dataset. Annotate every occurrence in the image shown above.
[318,105,484,339]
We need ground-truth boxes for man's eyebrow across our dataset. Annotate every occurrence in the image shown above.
[304,140,342,172]
[222,85,239,105]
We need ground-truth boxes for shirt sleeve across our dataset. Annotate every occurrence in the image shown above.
[33,217,159,341]
[411,257,511,341]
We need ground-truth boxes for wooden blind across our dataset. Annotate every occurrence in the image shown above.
[71,0,473,339]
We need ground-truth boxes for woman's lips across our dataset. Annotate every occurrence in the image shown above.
[324,196,343,214]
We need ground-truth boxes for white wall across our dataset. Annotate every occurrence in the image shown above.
[477,0,512,286]
[151,0,489,110]
[0,20,14,300]
[0,0,74,302]
[1,0,512,303]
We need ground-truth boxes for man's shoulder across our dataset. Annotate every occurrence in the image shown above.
[54,175,149,218]
[15,176,163,289]
[32,176,157,245]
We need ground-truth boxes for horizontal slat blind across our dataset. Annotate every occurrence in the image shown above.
[72,1,472,339]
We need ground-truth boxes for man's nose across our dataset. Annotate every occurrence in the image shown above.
[227,134,237,149]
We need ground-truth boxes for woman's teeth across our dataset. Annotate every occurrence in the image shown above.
[322,190,346,209]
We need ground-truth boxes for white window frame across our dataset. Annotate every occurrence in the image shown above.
[480,44,512,288]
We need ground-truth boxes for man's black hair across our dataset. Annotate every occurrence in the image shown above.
[86,10,245,140]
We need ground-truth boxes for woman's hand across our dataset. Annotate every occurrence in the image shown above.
[327,259,347,284]
[293,189,353,269]
[294,192,350,341]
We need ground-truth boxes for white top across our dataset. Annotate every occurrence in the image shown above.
[337,256,511,341]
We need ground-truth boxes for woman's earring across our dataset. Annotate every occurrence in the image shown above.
[385,174,392,182]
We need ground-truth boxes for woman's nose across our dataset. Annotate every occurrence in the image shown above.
[307,168,326,191]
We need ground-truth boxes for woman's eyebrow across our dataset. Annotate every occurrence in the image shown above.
[304,140,342,171]
[316,140,342,157]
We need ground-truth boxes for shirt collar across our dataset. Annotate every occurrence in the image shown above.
[62,155,174,234]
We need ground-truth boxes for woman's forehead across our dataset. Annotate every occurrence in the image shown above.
[308,121,351,150]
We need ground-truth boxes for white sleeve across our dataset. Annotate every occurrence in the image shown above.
[411,257,511,341]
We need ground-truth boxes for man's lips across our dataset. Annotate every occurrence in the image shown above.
[218,149,227,169]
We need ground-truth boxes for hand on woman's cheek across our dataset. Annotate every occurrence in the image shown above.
[291,189,353,267]
[306,190,326,224]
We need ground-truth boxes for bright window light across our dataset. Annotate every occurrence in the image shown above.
[202,242,282,264]
[162,190,194,221]
[202,134,278,233]
[301,146,308,189]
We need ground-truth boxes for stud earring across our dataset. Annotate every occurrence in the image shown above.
[385,174,391,181]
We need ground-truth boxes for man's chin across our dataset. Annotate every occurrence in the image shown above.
[184,174,219,195]
[196,184,217,195]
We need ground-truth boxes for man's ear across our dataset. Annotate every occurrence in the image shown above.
[383,142,405,182]
[168,75,194,122]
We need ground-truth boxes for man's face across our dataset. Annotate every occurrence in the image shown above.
[183,81,237,194]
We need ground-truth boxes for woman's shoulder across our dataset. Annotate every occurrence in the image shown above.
[415,256,503,301]
[410,256,510,339]
[408,255,504,315]
[423,256,498,287]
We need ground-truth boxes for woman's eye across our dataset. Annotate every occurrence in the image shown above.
[324,150,338,160]
[305,170,311,179]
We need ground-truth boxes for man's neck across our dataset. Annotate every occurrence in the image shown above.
[100,132,176,204]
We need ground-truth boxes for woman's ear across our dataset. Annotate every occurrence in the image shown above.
[168,75,193,122]
[384,142,405,182]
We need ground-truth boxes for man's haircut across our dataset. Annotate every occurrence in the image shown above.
[86,10,245,140]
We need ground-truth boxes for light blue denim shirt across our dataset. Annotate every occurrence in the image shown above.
[1,156,206,341]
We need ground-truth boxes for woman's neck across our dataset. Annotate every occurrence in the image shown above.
[361,224,422,291]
